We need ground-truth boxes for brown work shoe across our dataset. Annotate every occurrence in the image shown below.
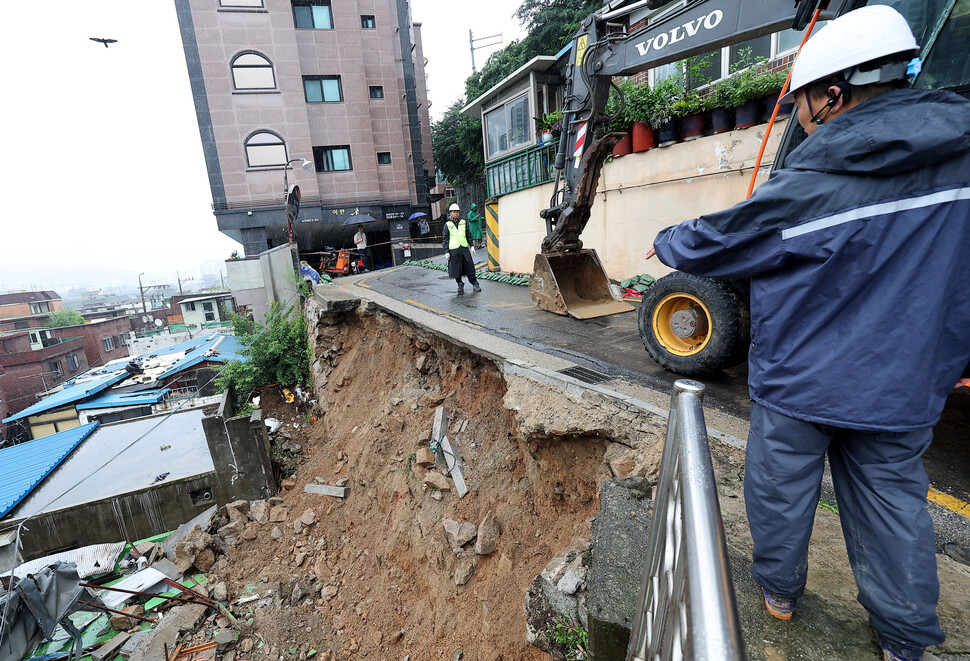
[762,588,796,621]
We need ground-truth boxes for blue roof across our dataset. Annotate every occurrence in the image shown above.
[2,372,129,423]
[0,422,98,518]
[157,334,245,380]
[143,334,215,358]
[76,389,171,410]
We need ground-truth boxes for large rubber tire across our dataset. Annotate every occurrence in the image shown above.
[638,271,749,376]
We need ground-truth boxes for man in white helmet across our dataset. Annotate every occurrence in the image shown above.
[443,202,481,295]
[648,6,970,660]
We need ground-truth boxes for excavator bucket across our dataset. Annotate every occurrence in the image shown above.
[530,249,634,320]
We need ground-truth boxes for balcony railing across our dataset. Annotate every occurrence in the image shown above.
[486,142,557,198]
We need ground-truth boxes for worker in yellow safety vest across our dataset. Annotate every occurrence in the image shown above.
[442,203,481,295]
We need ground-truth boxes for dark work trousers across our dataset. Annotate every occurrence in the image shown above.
[744,401,943,658]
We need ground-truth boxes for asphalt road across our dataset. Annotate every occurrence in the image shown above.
[351,262,970,518]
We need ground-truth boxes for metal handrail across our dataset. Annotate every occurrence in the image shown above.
[627,379,745,661]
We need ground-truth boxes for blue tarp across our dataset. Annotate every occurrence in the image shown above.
[0,422,98,518]
[2,373,128,424]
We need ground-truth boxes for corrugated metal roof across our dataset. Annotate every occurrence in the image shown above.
[0,291,60,306]
[1,372,128,423]
[157,334,245,380]
[0,422,98,519]
[76,389,170,410]
[8,541,126,579]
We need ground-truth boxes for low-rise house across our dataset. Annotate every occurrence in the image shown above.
[178,294,235,332]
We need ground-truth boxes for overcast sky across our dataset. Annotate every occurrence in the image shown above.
[0,1,526,295]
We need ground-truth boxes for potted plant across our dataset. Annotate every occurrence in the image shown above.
[622,79,657,152]
[704,80,735,134]
[649,74,681,146]
[671,95,707,140]
[753,68,793,121]
[721,47,768,129]
[605,83,633,157]
[535,109,563,144]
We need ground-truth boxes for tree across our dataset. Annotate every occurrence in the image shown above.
[45,308,85,328]
[216,302,309,392]
[431,101,485,187]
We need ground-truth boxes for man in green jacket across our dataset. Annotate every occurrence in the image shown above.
[442,203,481,295]
[466,203,484,249]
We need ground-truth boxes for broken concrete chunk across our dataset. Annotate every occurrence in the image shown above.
[557,566,587,595]
[475,512,499,555]
[280,479,297,490]
[321,585,339,600]
[443,519,477,550]
[194,548,215,573]
[294,520,303,535]
[335,477,349,487]
[110,605,145,631]
[271,526,283,540]
[250,500,270,525]
[423,471,450,492]
[218,521,244,540]
[228,499,250,514]
[415,354,431,374]
[305,484,349,498]
[300,509,317,526]
[454,557,475,586]
[415,448,436,467]
[242,523,259,541]
[414,338,431,351]
[211,582,229,602]
[269,506,289,523]
[92,632,130,660]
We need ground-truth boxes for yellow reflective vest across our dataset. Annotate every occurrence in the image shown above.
[447,219,469,250]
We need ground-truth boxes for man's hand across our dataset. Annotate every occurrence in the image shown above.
[645,246,656,261]
[446,252,451,260]
[470,247,477,258]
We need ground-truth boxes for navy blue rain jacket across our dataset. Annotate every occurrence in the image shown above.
[654,88,970,431]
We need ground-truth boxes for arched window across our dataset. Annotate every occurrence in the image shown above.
[231,52,276,90]
[245,131,287,167]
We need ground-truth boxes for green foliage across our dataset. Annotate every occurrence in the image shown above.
[216,301,310,393]
[819,498,839,514]
[671,53,716,117]
[536,109,564,134]
[464,0,602,102]
[648,74,682,126]
[44,308,85,328]
[709,48,788,108]
[544,617,588,661]
[431,101,485,187]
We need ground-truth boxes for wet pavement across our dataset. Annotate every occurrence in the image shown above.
[345,262,970,539]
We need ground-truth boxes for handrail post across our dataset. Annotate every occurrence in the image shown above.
[626,379,745,661]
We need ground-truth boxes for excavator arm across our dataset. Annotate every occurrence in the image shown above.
[531,0,849,318]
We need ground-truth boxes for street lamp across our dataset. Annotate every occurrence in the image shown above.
[283,158,314,243]
[138,272,147,314]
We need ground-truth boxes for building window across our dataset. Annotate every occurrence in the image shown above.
[30,302,51,314]
[361,15,376,28]
[377,152,392,165]
[187,302,196,311]
[203,302,216,322]
[49,361,62,378]
[484,93,530,159]
[312,146,353,172]
[68,354,80,371]
[231,52,276,90]
[304,75,342,102]
[221,0,263,5]
[293,1,332,29]
[369,86,384,99]
[102,337,116,352]
[245,131,287,167]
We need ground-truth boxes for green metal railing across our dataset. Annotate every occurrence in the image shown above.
[486,142,557,198]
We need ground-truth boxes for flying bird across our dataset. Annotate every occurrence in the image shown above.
[89,37,118,48]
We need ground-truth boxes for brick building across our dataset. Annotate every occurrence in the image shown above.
[50,317,133,369]
[0,333,88,431]
[175,0,438,267]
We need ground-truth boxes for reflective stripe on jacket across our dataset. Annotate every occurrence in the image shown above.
[653,88,970,431]
[447,220,469,250]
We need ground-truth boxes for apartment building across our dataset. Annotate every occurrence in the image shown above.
[175,0,437,266]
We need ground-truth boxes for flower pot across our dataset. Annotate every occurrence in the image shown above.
[657,120,679,146]
[541,131,554,144]
[680,112,705,141]
[710,106,735,134]
[631,122,657,152]
[735,98,762,129]
[611,132,632,158]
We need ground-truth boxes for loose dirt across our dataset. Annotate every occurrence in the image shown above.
[206,309,621,660]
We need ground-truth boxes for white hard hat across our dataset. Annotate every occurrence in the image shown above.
[449,203,460,211]
[782,5,918,103]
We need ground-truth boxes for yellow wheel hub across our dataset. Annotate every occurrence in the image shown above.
[652,293,712,356]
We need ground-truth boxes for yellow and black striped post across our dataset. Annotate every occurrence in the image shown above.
[485,199,500,272]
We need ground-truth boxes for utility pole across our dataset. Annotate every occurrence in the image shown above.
[138,272,147,314]
[469,30,503,74]
[177,271,183,296]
